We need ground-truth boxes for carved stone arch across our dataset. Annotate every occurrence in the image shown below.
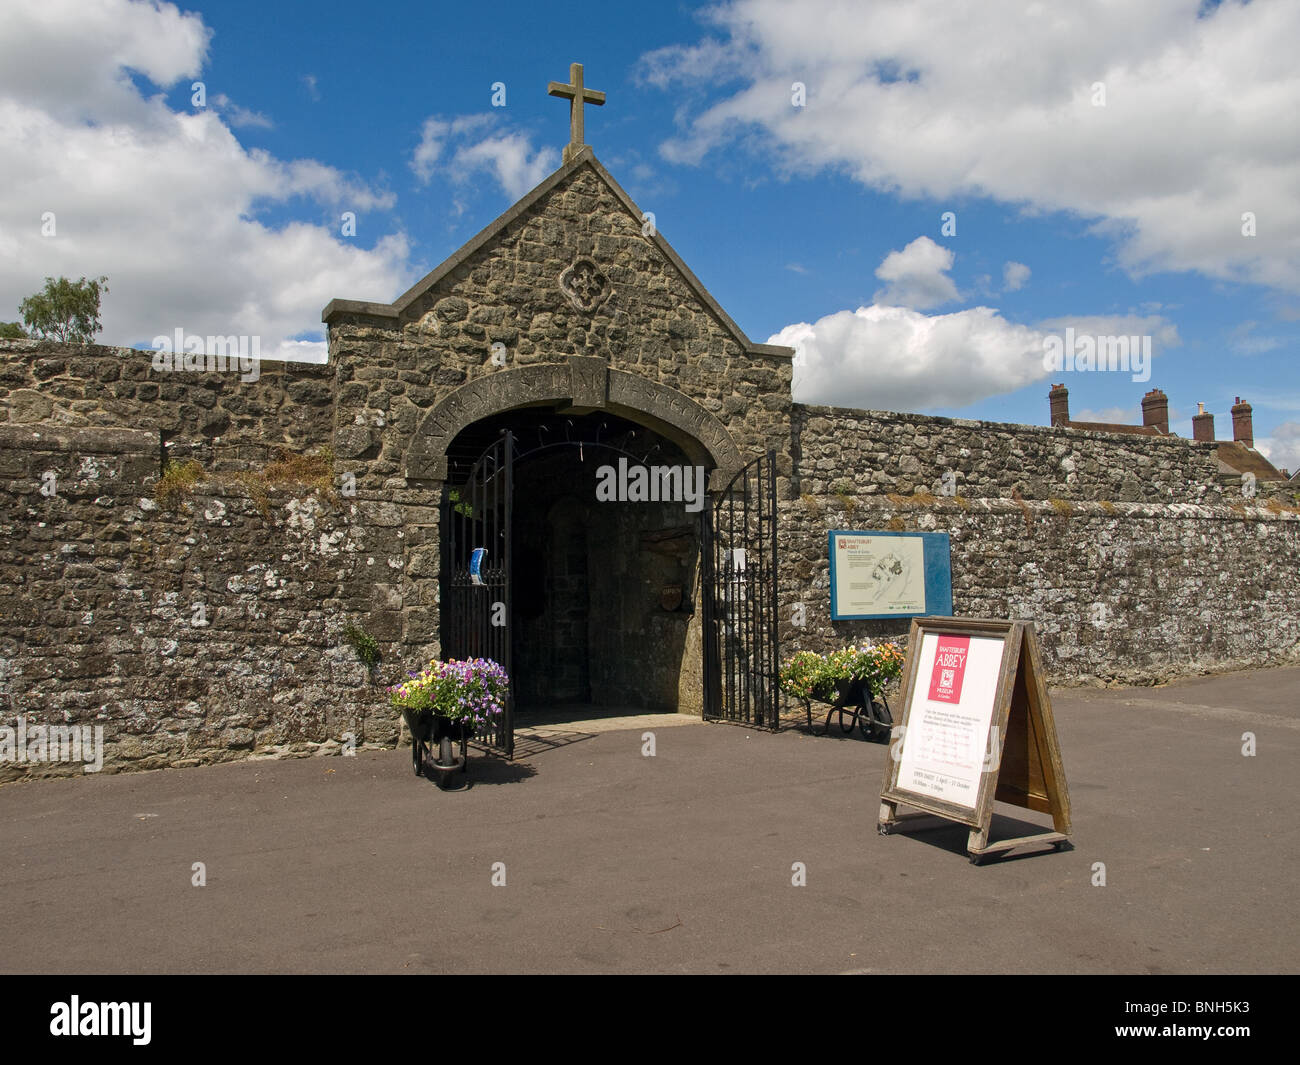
[405,356,745,488]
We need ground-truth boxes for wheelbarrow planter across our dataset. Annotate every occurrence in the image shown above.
[402,708,472,788]
[801,677,894,742]
[390,657,509,788]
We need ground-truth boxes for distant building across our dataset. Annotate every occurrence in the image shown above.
[1048,384,1287,483]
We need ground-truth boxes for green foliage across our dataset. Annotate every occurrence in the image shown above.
[388,658,510,729]
[153,459,203,508]
[342,623,380,669]
[830,479,857,514]
[447,488,474,518]
[161,448,337,519]
[779,643,906,701]
[19,276,109,343]
[0,322,26,339]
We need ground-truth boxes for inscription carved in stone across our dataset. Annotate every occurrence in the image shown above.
[406,361,743,483]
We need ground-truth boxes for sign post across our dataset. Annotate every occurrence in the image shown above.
[878,617,1071,863]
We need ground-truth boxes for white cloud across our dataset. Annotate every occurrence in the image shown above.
[211,94,272,130]
[411,115,558,201]
[872,236,958,310]
[1003,261,1031,292]
[411,115,493,185]
[640,0,1300,294]
[1229,319,1284,356]
[773,303,1049,411]
[267,338,328,364]
[301,74,320,102]
[1071,406,1138,425]
[0,0,410,360]
[1036,314,1181,353]
[452,132,560,202]
[773,234,1182,411]
[0,0,211,124]
[1256,421,1300,474]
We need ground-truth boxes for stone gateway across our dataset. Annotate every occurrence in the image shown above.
[0,67,1297,778]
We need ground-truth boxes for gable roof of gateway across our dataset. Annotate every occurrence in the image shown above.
[321,147,793,361]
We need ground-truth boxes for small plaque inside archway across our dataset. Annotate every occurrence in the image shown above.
[877,617,1071,862]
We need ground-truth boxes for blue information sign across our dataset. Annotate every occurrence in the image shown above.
[828,530,953,621]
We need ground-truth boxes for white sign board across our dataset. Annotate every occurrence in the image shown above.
[832,534,925,617]
[828,531,953,620]
[893,632,1005,810]
[879,618,1074,862]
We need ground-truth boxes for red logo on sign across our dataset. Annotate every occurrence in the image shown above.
[838,539,847,549]
[928,635,970,704]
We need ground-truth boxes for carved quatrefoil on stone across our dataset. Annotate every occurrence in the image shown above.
[558,257,613,314]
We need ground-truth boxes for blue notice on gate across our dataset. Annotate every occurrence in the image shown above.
[469,548,487,586]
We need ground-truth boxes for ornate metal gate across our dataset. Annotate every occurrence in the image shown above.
[702,451,780,729]
[442,431,514,757]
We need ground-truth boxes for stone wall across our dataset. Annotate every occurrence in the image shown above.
[0,424,402,782]
[791,404,1233,504]
[777,493,1300,685]
[2,151,1297,781]
[0,339,335,471]
[780,403,1299,684]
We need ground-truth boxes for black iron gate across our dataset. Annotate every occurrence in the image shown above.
[442,431,514,757]
[702,451,780,729]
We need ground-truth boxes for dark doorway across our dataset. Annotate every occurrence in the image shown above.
[442,409,706,721]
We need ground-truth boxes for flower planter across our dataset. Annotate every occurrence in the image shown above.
[401,707,434,747]
[807,676,889,741]
[402,709,474,786]
[390,657,510,788]
[779,643,904,742]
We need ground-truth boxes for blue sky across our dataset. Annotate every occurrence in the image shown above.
[1,0,1297,470]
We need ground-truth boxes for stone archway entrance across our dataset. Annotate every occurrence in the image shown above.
[406,356,745,485]
[422,367,737,737]
[451,411,701,716]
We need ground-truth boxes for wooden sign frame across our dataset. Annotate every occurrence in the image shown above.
[878,617,1071,863]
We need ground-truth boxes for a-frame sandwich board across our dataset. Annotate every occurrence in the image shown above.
[878,617,1071,863]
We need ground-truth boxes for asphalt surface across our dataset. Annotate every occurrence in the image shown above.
[1,667,1296,974]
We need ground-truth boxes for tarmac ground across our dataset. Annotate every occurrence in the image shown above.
[1,667,1296,974]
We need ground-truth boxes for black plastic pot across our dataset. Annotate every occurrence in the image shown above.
[430,716,473,744]
[832,677,865,706]
[402,709,476,786]
[402,707,433,744]
[400,709,476,744]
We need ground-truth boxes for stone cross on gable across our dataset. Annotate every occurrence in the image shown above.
[548,62,605,163]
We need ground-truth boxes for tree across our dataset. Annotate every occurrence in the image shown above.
[18,276,109,343]
[0,322,26,339]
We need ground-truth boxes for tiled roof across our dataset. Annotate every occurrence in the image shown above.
[1216,441,1286,481]
[1062,420,1164,437]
